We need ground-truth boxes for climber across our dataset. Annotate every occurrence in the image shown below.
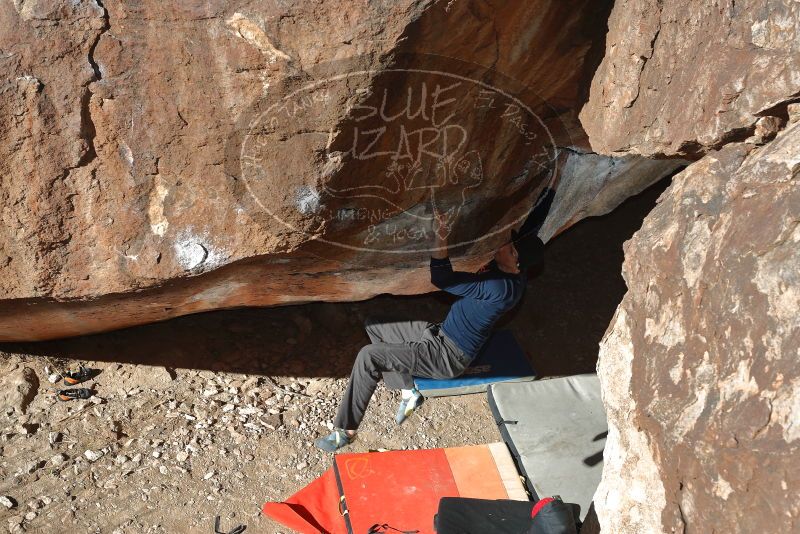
[314,154,565,452]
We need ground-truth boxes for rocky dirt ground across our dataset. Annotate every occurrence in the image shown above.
[0,180,666,533]
[0,345,498,533]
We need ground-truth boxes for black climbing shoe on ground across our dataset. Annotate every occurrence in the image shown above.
[57,388,93,401]
[63,365,94,386]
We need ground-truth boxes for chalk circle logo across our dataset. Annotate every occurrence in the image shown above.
[226,53,563,256]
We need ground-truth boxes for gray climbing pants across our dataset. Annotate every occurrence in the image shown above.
[333,316,469,431]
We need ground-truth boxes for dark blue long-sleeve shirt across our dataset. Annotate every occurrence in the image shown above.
[428,187,555,359]
[430,257,526,360]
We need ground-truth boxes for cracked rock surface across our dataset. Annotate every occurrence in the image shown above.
[595,109,800,534]
[581,0,800,157]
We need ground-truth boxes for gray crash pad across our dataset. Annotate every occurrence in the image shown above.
[487,374,607,520]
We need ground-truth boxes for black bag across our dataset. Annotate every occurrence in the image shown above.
[434,496,579,534]
[528,497,579,534]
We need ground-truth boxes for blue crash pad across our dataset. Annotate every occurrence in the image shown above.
[414,330,536,396]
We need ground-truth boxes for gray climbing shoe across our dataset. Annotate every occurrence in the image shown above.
[314,428,353,453]
[396,388,423,425]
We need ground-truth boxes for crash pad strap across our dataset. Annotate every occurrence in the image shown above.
[488,385,536,500]
[332,459,354,534]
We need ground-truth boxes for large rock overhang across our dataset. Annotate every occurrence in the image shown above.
[0,0,682,340]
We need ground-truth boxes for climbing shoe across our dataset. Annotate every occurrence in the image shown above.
[314,429,354,453]
[395,388,423,425]
[63,365,93,386]
[57,388,93,401]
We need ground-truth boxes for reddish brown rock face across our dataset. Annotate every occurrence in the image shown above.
[0,0,683,341]
[580,0,800,157]
[596,121,800,533]
[581,2,800,532]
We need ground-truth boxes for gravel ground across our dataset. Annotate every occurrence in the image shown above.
[0,350,499,533]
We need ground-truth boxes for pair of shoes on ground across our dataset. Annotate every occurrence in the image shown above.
[57,365,95,401]
[315,388,424,453]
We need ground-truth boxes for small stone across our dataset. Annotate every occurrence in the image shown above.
[296,461,308,470]
[788,103,800,124]
[24,511,36,521]
[23,460,44,473]
[203,471,215,480]
[84,449,104,462]
[176,451,189,462]
[48,373,61,384]
[0,496,16,509]
[752,115,785,143]
[20,423,38,435]
[305,379,327,396]
[114,455,129,465]
[50,453,68,466]
[240,376,260,392]
[222,404,235,413]
[159,466,169,475]
[48,432,62,445]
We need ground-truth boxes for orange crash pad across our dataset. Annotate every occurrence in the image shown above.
[263,443,527,534]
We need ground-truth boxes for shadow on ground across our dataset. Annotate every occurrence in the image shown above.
[1,177,672,379]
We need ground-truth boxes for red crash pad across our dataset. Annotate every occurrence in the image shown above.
[262,468,347,534]
[263,444,527,534]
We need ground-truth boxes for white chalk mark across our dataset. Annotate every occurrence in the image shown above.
[226,13,291,63]
[147,174,169,237]
[173,229,228,271]
[295,186,321,215]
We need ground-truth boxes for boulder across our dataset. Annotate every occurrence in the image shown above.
[0,0,680,340]
[0,365,39,416]
[580,0,800,157]
[596,121,800,533]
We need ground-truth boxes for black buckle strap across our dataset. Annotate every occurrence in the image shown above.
[367,524,419,534]
[214,516,246,534]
